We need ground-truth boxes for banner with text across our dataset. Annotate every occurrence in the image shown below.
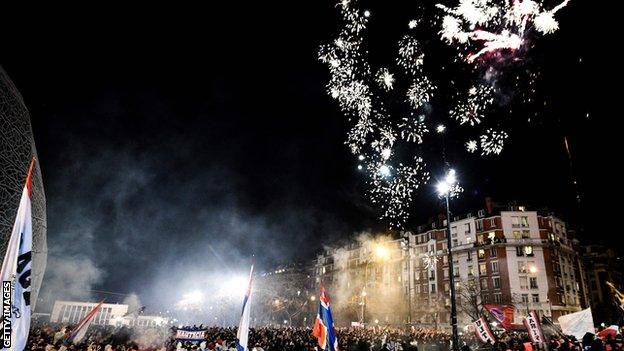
[175,329,207,341]
[523,311,545,344]
[474,317,496,345]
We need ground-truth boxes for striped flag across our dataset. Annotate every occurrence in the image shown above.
[312,286,339,351]
[1,159,36,351]
[67,301,105,344]
[236,265,254,351]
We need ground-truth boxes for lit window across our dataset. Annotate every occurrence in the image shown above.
[479,263,487,275]
[488,232,496,241]
[524,246,534,256]
[478,249,485,259]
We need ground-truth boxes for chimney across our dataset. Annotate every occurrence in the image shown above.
[485,197,494,214]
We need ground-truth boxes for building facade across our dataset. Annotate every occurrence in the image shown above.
[313,205,589,329]
[50,301,129,326]
[314,237,409,326]
[1,66,47,310]
[583,245,624,324]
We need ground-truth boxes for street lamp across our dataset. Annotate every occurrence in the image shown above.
[437,169,460,351]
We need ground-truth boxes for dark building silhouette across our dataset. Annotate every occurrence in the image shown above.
[0,66,47,310]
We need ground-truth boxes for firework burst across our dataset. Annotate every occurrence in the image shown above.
[480,128,508,155]
[450,84,494,126]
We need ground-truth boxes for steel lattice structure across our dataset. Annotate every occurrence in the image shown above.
[0,65,47,311]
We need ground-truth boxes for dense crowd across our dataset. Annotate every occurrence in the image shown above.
[24,323,623,351]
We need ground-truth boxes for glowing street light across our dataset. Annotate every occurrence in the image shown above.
[529,265,538,274]
[310,295,316,301]
[374,245,390,261]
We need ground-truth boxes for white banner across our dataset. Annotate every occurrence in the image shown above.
[524,311,545,344]
[558,308,594,340]
[1,160,35,351]
[474,317,496,344]
[175,330,207,341]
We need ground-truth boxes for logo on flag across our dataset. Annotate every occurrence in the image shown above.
[312,286,339,351]
[1,159,36,351]
[473,316,496,345]
[484,304,515,329]
[523,311,545,344]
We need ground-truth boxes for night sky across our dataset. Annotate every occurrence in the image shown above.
[0,2,610,310]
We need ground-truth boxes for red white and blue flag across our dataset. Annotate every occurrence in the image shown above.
[236,264,254,351]
[312,286,339,351]
[1,159,36,351]
[67,301,105,344]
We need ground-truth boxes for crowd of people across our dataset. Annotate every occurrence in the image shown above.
[24,323,623,351]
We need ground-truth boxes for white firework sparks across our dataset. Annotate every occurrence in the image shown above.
[437,0,571,62]
[466,140,478,153]
[369,157,430,226]
[376,68,395,91]
[450,84,494,125]
[407,77,435,110]
[320,0,436,227]
[399,115,428,144]
[397,35,425,75]
[480,128,509,155]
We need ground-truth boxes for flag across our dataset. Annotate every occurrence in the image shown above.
[597,325,619,339]
[523,311,545,344]
[1,159,36,351]
[606,282,624,311]
[484,304,515,329]
[236,264,254,351]
[67,301,105,344]
[312,286,339,351]
[473,316,496,344]
[558,308,594,340]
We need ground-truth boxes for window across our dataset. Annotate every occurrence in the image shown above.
[454,266,459,277]
[468,265,474,276]
[464,223,471,233]
[445,283,450,292]
[444,268,449,278]
[491,261,499,273]
[530,277,538,289]
[430,270,435,279]
[488,232,496,242]
[522,230,530,238]
[513,230,522,239]
[532,294,540,303]
[476,219,484,231]
[516,246,524,256]
[431,284,436,293]
[520,276,528,289]
[512,216,520,227]
[467,251,472,261]
[521,216,529,227]
[480,279,488,290]
[493,277,501,289]
[466,236,472,244]
[524,246,534,256]
[451,226,457,237]
[494,293,503,303]
[479,263,487,275]
[478,249,485,259]
[415,271,420,281]
[522,294,529,303]
[452,239,458,247]
[491,247,497,257]
[518,261,526,274]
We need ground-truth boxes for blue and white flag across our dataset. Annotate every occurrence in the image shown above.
[236,265,254,351]
[1,159,35,351]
